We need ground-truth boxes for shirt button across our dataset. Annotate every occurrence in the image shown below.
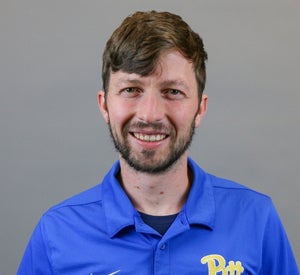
[160,243,166,250]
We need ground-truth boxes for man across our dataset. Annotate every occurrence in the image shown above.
[18,11,298,274]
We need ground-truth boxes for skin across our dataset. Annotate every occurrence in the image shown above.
[98,49,207,215]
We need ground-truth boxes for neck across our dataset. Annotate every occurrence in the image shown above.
[118,154,191,216]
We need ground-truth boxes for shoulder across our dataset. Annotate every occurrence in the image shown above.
[38,184,105,231]
[44,161,121,215]
[188,157,272,208]
[208,172,271,202]
[48,183,103,211]
[209,172,268,194]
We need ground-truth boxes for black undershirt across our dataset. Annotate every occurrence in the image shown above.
[139,212,178,235]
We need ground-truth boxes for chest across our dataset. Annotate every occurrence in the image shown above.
[49,225,259,275]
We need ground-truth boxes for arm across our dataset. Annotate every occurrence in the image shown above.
[261,202,299,274]
[17,219,53,275]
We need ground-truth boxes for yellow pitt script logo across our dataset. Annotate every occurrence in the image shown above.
[201,254,244,275]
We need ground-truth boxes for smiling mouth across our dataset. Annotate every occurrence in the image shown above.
[132,132,167,142]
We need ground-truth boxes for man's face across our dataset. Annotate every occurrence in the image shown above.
[98,50,207,174]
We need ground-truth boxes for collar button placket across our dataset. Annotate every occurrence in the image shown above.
[154,240,170,275]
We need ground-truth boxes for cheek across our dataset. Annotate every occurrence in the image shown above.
[168,114,194,136]
[171,105,198,129]
[107,103,134,128]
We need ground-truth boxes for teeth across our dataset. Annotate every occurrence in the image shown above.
[133,133,166,142]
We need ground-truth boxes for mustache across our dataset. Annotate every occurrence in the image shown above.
[132,121,164,129]
[127,121,171,132]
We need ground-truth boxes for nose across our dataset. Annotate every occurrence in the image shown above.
[136,91,165,123]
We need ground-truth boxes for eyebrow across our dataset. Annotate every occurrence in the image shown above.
[120,78,143,86]
[115,77,190,91]
[114,77,143,89]
[160,80,190,91]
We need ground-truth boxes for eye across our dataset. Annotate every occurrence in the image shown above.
[163,89,185,99]
[120,87,141,97]
[124,87,138,93]
[169,89,181,95]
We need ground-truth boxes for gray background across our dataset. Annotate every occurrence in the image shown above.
[1,0,299,273]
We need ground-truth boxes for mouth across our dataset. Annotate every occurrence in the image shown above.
[131,132,168,142]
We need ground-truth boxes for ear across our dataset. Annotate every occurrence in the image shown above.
[97,90,109,123]
[194,94,208,128]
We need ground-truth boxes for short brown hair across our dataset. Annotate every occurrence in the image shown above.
[102,11,207,98]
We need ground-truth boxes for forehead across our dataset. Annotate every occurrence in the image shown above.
[109,50,197,90]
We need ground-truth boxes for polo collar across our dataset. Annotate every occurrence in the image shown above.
[102,158,215,238]
[101,162,138,237]
[183,158,215,229]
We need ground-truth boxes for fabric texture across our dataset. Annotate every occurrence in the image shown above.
[17,158,299,274]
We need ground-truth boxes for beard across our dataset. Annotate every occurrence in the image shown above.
[108,119,196,174]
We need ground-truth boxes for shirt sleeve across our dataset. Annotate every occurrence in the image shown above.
[261,201,299,274]
[17,219,53,275]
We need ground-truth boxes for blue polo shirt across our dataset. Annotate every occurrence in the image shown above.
[17,158,299,274]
